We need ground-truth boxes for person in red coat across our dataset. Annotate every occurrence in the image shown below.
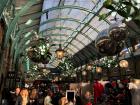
[94,80,104,104]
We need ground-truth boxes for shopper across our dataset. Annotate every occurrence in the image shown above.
[29,88,39,105]
[10,87,21,105]
[44,91,53,105]
[15,88,29,105]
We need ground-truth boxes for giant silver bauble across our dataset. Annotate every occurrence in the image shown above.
[109,21,128,41]
[95,29,116,56]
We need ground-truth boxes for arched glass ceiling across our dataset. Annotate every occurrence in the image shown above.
[14,0,122,67]
[40,0,103,50]
[36,0,117,66]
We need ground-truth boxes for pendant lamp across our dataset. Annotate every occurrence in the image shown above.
[55,44,65,59]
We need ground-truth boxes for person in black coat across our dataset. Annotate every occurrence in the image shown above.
[123,84,132,105]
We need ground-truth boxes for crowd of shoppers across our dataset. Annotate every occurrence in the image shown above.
[3,79,139,105]
[2,83,93,105]
[94,80,134,105]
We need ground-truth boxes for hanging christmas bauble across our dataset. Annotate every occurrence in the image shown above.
[96,38,117,56]
[27,48,42,63]
[109,21,128,41]
[95,29,109,46]
[95,29,116,55]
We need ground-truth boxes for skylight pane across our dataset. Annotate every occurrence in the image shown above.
[80,36,91,46]
[89,16,101,28]
[97,22,109,32]
[63,21,79,29]
[68,9,88,21]
[65,0,75,5]
[86,29,98,40]
[39,0,59,32]
[74,0,94,10]
[76,34,85,41]
[72,40,84,49]
[68,45,78,53]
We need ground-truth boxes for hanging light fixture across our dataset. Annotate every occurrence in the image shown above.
[86,63,93,71]
[96,67,102,73]
[55,44,65,59]
[119,60,128,68]
[55,9,65,59]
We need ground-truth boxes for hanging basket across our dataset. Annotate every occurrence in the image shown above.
[27,48,42,63]
[27,38,52,63]
[40,52,52,64]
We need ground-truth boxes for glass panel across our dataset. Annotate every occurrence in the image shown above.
[66,9,88,21]
[39,0,59,32]
[41,1,58,14]
[80,37,91,46]
[67,48,74,55]
[72,39,84,49]
[65,0,95,10]
[64,0,75,5]
[89,16,102,28]
[76,34,90,46]
[72,40,84,49]
[48,10,60,19]
[78,0,94,10]
[62,29,73,36]
[97,22,110,32]
[85,29,98,40]
[82,26,91,33]
[46,22,56,29]
[63,21,79,29]
[68,44,79,53]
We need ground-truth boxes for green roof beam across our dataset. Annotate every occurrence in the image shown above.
[0,0,9,19]
[4,0,37,47]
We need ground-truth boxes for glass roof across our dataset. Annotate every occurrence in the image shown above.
[38,0,122,67]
